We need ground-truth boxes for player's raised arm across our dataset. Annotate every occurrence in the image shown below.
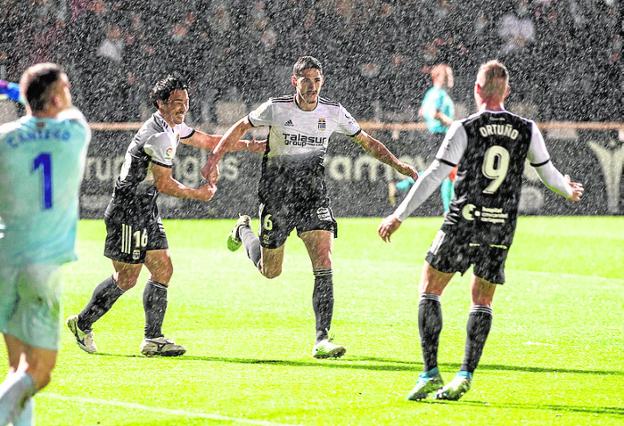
[527,122,584,202]
[353,130,419,179]
[183,129,265,153]
[378,121,467,242]
[201,117,254,180]
[0,79,24,103]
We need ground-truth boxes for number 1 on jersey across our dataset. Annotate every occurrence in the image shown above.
[33,153,52,209]
[481,145,510,194]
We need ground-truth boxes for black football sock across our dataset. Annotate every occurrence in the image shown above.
[143,280,168,339]
[313,269,334,342]
[77,275,124,332]
[239,225,261,268]
[460,305,493,373]
[418,293,443,372]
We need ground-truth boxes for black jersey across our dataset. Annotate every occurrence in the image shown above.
[439,110,534,246]
[248,96,361,205]
[105,112,194,221]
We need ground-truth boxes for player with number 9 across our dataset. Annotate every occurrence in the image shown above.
[378,60,583,401]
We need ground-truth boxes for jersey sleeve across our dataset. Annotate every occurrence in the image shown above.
[144,133,175,168]
[58,107,92,146]
[178,121,195,139]
[394,159,454,221]
[527,121,572,198]
[248,100,273,127]
[336,104,361,137]
[526,121,550,166]
[434,121,467,166]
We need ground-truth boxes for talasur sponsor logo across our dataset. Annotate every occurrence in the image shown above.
[283,133,327,147]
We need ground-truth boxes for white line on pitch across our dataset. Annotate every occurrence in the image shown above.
[43,393,301,426]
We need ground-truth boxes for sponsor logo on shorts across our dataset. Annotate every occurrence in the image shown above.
[317,207,332,221]
[462,204,508,224]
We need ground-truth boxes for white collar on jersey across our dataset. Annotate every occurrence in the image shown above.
[153,111,179,133]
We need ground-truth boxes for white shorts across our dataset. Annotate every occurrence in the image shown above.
[0,264,62,350]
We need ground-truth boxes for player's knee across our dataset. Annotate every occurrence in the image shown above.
[162,263,174,282]
[152,266,173,284]
[36,370,52,390]
[28,364,54,390]
[314,257,332,270]
[114,273,139,291]
[261,266,282,279]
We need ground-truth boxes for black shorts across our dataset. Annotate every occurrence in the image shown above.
[425,226,510,284]
[104,215,169,264]
[258,199,337,249]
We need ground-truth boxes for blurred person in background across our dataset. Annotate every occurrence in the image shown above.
[388,64,456,215]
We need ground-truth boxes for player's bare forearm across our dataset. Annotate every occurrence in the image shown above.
[184,131,263,154]
[355,131,398,165]
[184,131,221,151]
[153,166,216,201]
[227,138,266,153]
[212,118,253,159]
[201,118,253,180]
[355,131,418,179]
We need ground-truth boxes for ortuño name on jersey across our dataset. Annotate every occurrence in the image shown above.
[478,123,519,139]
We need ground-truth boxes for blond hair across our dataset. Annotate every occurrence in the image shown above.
[477,60,509,100]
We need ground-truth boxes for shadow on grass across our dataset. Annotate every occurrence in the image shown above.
[92,352,624,377]
[420,399,624,417]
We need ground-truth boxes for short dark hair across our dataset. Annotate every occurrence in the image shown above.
[292,56,323,77]
[19,63,64,112]
[150,74,188,108]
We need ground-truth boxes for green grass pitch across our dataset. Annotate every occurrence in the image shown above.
[2,217,623,425]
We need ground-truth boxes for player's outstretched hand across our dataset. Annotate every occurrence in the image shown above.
[378,214,402,243]
[398,162,419,180]
[197,182,217,201]
[565,175,584,202]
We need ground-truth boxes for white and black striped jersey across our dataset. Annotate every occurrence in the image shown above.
[248,95,361,204]
[105,112,194,220]
[437,110,541,245]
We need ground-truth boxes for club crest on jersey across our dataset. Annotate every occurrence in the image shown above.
[318,118,326,131]
[165,147,174,160]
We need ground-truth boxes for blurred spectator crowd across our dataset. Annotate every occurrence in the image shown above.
[0,0,621,124]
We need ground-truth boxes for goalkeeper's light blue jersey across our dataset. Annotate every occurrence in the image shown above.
[0,108,91,266]
[421,86,454,135]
